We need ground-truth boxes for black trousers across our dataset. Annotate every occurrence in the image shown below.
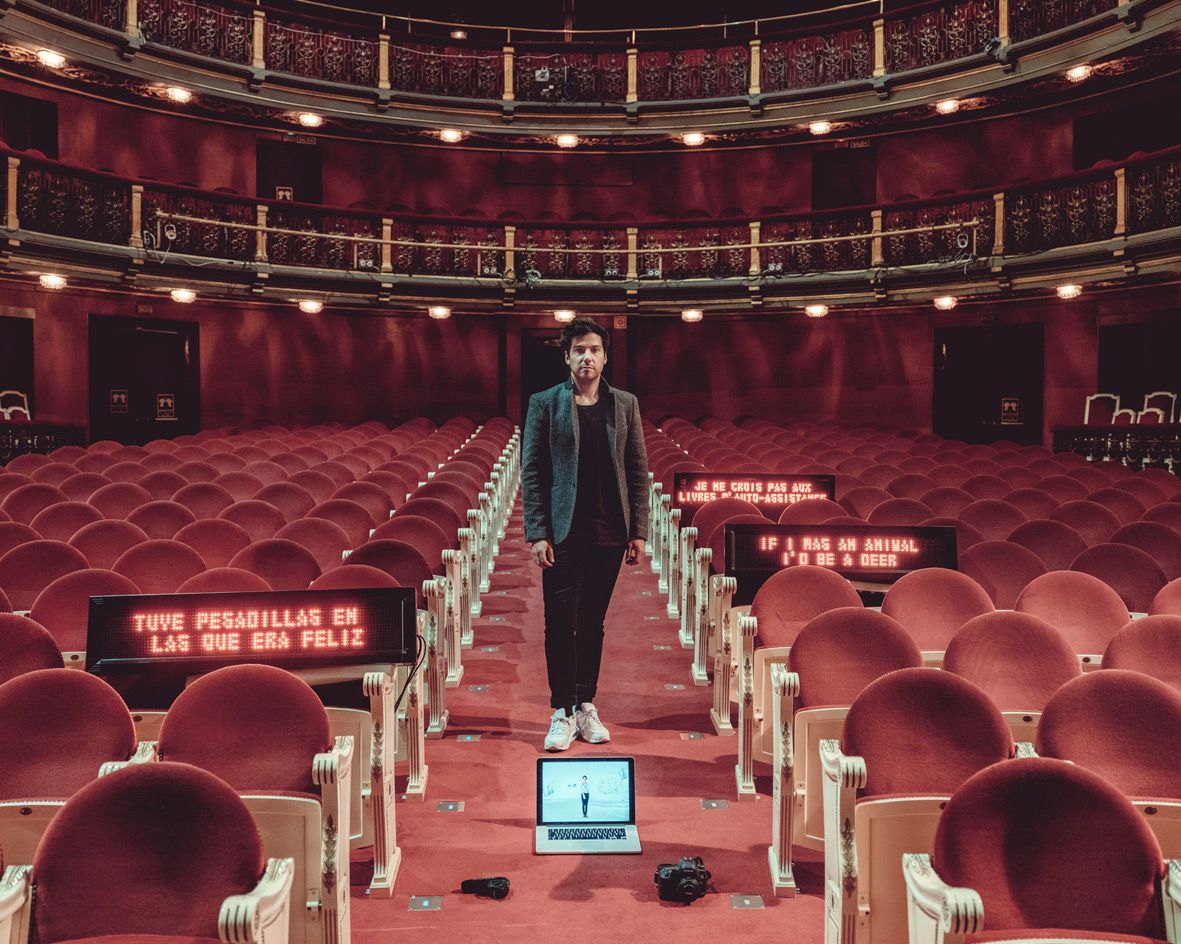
[582,793,590,816]
[542,540,626,710]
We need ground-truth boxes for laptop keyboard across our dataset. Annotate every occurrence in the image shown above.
[547,827,627,841]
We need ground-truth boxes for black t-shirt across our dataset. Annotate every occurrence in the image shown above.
[569,395,627,546]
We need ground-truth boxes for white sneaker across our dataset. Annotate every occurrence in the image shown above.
[544,710,577,752]
[575,702,611,744]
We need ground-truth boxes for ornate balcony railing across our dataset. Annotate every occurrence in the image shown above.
[16,0,1152,107]
[6,145,1180,290]
[138,0,252,65]
[883,0,998,72]
[1004,169,1118,252]
[1126,150,1181,235]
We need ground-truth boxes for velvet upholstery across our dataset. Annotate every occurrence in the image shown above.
[309,564,400,590]
[58,473,112,502]
[1087,488,1149,526]
[1141,502,1181,534]
[217,500,287,542]
[370,515,450,575]
[361,470,413,508]
[29,569,140,653]
[67,520,149,570]
[88,482,153,518]
[788,608,922,709]
[1111,522,1181,581]
[177,567,271,593]
[170,483,235,519]
[0,540,91,611]
[0,668,135,799]
[1071,543,1167,613]
[209,471,264,503]
[252,482,316,522]
[126,501,198,540]
[775,498,846,524]
[228,539,322,591]
[136,470,189,501]
[403,480,474,524]
[1015,571,1130,654]
[933,759,1166,939]
[1105,614,1181,690]
[334,481,398,525]
[159,664,330,795]
[342,540,431,606]
[842,668,1012,798]
[1050,500,1124,546]
[173,519,253,568]
[0,613,64,683]
[1037,669,1181,798]
[308,498,378,547]
[1,483,70,524]
[944,611,1080,711]
[750,564,863,649]
[1007,518,1088,571]
[30,502,105,543]
[113,540,206,595]
[838,486,892,519]
[0,521,44,557]
[881,568,994,652]
[274,517,354,571]
[31,762,265,944]
[705,513,766,574]
[958,500,1028,542]
[393,497,464,544]
[958,540,1048,609]
[866,498,934,526]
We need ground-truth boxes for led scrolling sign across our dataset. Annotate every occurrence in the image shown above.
[86,587,417,674]
[725,522,958,602]
[671,473,836,520]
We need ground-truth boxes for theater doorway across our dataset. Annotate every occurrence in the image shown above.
[89,315,200,445]
[933,323,1044,445]
[520,328,615,422]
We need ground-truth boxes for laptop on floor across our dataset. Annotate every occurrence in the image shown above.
[534,756,641,854]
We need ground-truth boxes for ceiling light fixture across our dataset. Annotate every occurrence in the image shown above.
[804,303,829,318]
[680,309,703,323]
[933,295,958,310]
[170,288,197,304]
[164,86,193,103]
[1056,283,1083,300]
[38,273,67,290]
[36,49,66,69]
[450,29,468,39]
[681,132,706,146]
[1065,64,1092,82]
[554,309,576,323]
[298,300,324,314]
[428,305,452,319]
[808,120,832,136]
[439,128,464,143]
[297,112,324,128]
[935,98,960,115]
[556,134,580,149]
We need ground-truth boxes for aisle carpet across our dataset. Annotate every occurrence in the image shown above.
[350,499,826,942]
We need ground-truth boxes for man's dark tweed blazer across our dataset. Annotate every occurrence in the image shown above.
[522,377,650,546]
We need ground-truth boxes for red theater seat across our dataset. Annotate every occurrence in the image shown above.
[334,481,396,525]
[30,462,81,487]
[172,481,236,519]
[29,501,104,543]
[1001,487,1060,520]
[866,497,933,526]
[1,482,69,524]
[102,460,149,484]
[343,540,432,605]
[0,613,64,683]
[749,564,864,650]
[87,481,153,518]
[1007,518,1088,571]
[0,540,90,611]
[177,567,271,593]
[1141,502,1181,533]
[1104,614,1181,691]
[57,472,111,502]
[879,567,993,658]
[362,470,413,508]
[254,481,316,522]
[917,486,975,517]
[957,499,1027,542]
[309,498,376,547]
[309,460,355,489]
[960,474,1013,500]
[1050,499,1123,545]
[1086,487,1148,525]
[175,459,220,482]
[113,539,206,594]
[274,517,353,572]
[838,486,892,519]
[228,539,321,591]
[370,515,450,574]
[776,498,846,524]
[393,497,463,544]
[240,460,287,486]
[1015,570,1130,660]
[1036,474,1090,503]
[126,500,198,540]
[957,540,1048,609]
[211,471,264,502]
[29,569,140,657]
[309,564,400,590]
[174,518,253,568]
[67,519,148,570]
[885,474,936,500]
[1111,521,1181,580]
[218,499,287,542]
[1071,542,1167,613]
[137,469,190,501]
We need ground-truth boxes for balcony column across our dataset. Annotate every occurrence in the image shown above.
[378,33,391,90]
[504,225,516,278]
[997,0,1011,46]
[502,46,515,101]
[124,0,142,41]
[873,17,886,77]
[871,209,883,266]
[627,47,638,103]
[381,218,393,272]
[748,221,761,276]
[626,226,638,280]
[1114,167,1127,237]
[992,192,1005,257]
[255,204,268,262]
[6,157,19,230]
[130,185,144,249]
[251,9,266,70]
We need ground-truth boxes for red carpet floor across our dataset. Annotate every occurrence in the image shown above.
[350,499,826,942]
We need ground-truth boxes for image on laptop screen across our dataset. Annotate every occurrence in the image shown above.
[537,757,634,825]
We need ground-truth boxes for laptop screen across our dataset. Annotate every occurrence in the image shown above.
[536,757,635,826]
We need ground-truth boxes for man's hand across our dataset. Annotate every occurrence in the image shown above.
[532,539,555,569]
[625,538,646,566]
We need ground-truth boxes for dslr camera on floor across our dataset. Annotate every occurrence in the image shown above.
[654,856,711,904]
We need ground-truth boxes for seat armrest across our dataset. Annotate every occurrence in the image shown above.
[312,735,355,788]
[819,738,866,789]
[902,853,983,944]
[219,857,295,944]
[1164,859,1181,942]
[1014,742,1037,758]
[0,866,31,944]
[99,740,158,777]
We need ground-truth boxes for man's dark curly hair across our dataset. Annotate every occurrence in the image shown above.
[560,317,610,355]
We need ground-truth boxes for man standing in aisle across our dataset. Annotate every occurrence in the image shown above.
[522,317,649,752]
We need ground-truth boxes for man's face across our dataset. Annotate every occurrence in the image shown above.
[565,332,607,383]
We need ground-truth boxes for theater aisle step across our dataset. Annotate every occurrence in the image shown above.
[349,496,825,943]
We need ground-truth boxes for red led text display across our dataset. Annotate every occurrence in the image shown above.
[725,522,957,599]
[672,473,835,521]
[86,587,416,673]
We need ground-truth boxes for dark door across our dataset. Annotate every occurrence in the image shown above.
[520,329,615,423]
[89,316,200,444]
[256,138,323,204]
[933,323,1044,445]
